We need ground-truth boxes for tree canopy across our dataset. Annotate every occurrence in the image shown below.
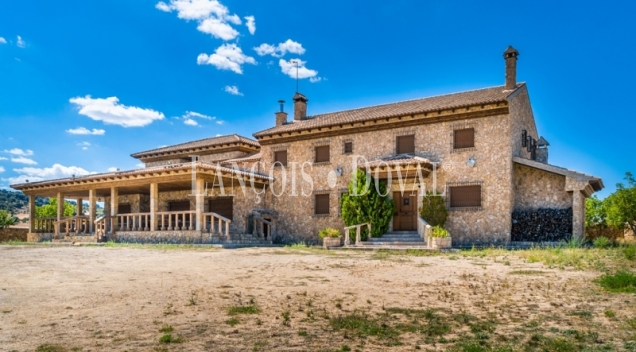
[605,172,636,233]
[35,198,75,218]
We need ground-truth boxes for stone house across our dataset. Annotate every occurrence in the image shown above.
[11,46,603,246]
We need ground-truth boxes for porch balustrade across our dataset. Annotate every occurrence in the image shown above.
[156,211,196,231]
[34,217,56,233]
[202,212,231,237]
[344,223,372,245]
[54,216,90,237]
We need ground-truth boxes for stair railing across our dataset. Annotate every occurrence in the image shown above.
[202,212,231,238]
[344,223,371,246]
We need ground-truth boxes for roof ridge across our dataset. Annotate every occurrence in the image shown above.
[131,133,258,157]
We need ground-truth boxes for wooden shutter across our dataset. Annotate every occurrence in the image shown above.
[344,142,353,154]
[454,128,475,149]
[396,135,415,154]
[450,185,482,208]
[169,201,190,211]
[315,194,330,215]
[118,203,131,214]
[315,146,330,163]
[274,150,288,166]
[208,197,233,220]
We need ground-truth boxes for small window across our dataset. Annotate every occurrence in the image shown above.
[453,128,475,149]
[118,203,131,214]
[343,142,353,154]
[396,135,415,154]
[449,185,482,208]
[169,201,190,212]
[274,150,288,166]
[315,145,330,163]
[315,194,330,215]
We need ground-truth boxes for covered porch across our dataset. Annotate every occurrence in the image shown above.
[13,162,276,244]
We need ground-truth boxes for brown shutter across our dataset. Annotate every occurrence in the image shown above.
[274,150,287,166]
[315,194,330,215]
[118,203,131,214]
[450,185,482,208]
[344,142,353,154]
[169,201,191,211]
[315,146,330,163]
[208,197,233,220]
[454,128,475,149]
[396,135,415,154]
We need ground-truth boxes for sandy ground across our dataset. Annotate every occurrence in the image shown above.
[0,245,633,351]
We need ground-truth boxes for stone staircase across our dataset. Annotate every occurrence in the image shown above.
[358,231,428,249]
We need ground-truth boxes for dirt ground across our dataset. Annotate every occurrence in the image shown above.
[0,245,634,351]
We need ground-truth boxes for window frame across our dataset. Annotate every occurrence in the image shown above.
[343,141,353,154]
[273,150,288,166]
[314,193,330,216]
[314,145,330,163]
[396,134,415,154]
[452,128,476,150]
[447,182,483,211]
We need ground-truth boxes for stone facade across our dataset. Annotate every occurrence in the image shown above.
[513,163,572,211]
[0,228,28,242]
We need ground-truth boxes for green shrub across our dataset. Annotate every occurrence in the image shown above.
[597,271,636,293]
[158,334,183,343]
[430,226,450,238]
[341,170,395,239]
[318,227,341,239]
[624,246,636,261]
[593,236,610,248]
[419,192,448,227]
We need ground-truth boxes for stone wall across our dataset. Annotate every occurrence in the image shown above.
[260,110,516,246]
[513,163,572,211]
[0,228,28,242]
[511,208,572,242]
[509,86,538,160]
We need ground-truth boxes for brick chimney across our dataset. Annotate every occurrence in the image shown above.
[293,92,308,120]
[503,46,519,90]
[275,100,287,126]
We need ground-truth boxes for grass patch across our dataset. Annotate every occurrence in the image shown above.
[227,305,260,315]
[597,270,636,293]
[158,325,173,333]
[330,312,401,344]
[36,345,66,352]
[225,317,240,326]
[158,334,184,343]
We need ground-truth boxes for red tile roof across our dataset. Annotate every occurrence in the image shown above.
[131,134,260,159]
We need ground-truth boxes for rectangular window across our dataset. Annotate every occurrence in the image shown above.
[454,128,475,149]
[168,200,190,212]
[449,185,482,208]
[315,145,330,163]
[396,135,415,154]
[208,197,233,220]
[274,150,288,166]
[118,203,131,214]
[315,194,330,215]
[343,142,353,154]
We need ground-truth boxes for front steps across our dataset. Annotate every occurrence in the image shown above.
[356,231,428,249]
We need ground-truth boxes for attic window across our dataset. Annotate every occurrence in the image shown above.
[453,128,475,149]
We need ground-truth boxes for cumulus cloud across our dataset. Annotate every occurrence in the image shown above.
[244,16,256,34]
[184,111,214,120]
[107,167,119,172]
[254,39,305,58]
[0,37,6,44]
[156,0,241,40]
[5,148,34,156]
[279,59,320,81]
[11,157,37,165]
[16,35,26,48]
[66,127,106,135]
[197,44,256,74]
[0,157,7,161]
[184,118,198,126]
[224,85,243,96]
[69,96,165,128]
[78,142,91,150]
[8,164,93,185]
[0,166,4,173]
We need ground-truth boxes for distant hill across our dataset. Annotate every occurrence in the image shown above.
[0,189,49,213]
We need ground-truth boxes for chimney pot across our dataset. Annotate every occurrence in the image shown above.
[293,92,308,120]
[503,45,519,90]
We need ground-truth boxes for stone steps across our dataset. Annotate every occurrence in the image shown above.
[359,231,426,247]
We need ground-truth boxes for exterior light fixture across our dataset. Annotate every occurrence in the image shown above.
[335,167,343,176]
[466,156,477,168]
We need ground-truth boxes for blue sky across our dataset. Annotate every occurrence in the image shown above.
[0,0,634,198]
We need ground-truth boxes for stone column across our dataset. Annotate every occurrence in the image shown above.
[110,187,118,233]
[56,192,64,236]
[150,183,158,231]
[28,194,36,233]
[572,190,585,240]
[195,178,204,231]
[89,189,96,233]
[77,198,83,216]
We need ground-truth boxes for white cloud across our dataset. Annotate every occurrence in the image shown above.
[197,44,256,74]
[16,35,25,48]
[5,148,34,156]
[310,77,322,83]
[244,16,256,35]
[279,59,319,80]
[224,85,243,96]
[0,166,4,173]
[78,142,91,150]
[107,167,118,172]
[136,163,145,169]
[184,118,198,126]
[255,39,305,58]
[66,127,106,135]
[8,163,92,185]
[184,111,214,120]
[197,17,239,40]
[11,157,37,165]
[0,157,7,160]
[69,96,165,127]
[216,120,224,125]
[0,37,6,44]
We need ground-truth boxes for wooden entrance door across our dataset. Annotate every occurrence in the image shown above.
[208,197,233,220]
[393,192,417,231]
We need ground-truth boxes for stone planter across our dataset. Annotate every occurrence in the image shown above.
[323,237,342,249]
[428,236,452,249]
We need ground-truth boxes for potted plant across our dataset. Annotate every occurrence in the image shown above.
[319,227,342,248]
[428,226,452,249]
